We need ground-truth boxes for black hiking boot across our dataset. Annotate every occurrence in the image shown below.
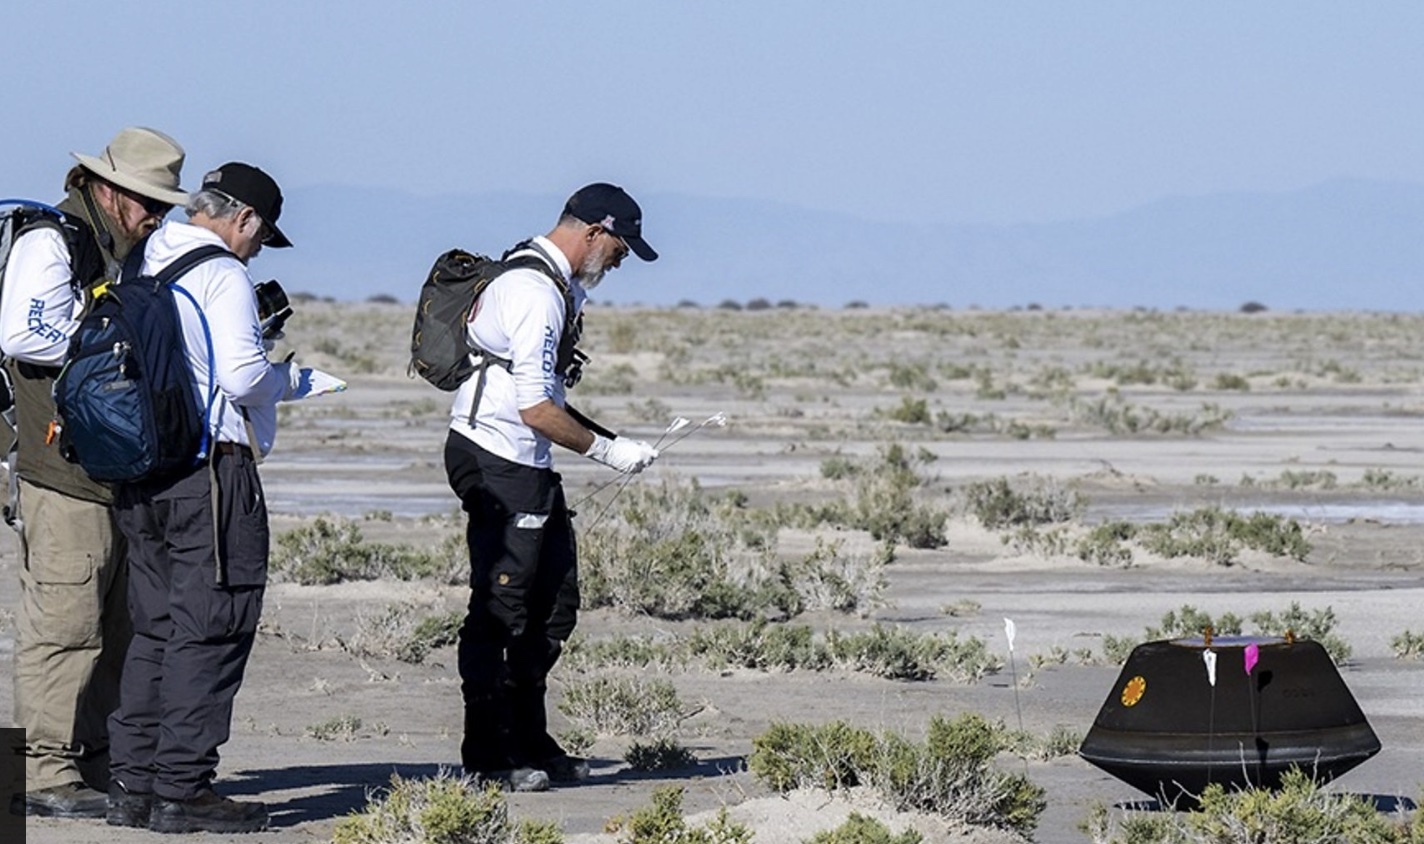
[10,782,109,818]
[467,766,550,793]
[107,780,155,828]
[538,754,590,784]
[149,789,268,834]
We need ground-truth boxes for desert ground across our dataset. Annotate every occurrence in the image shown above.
[4,302,1424,843]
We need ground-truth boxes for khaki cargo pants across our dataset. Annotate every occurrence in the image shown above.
[12,478,129,790]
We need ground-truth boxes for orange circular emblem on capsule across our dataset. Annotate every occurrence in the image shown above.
[1121,676,1147,707]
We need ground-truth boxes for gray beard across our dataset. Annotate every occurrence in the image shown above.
[579,252,608,291]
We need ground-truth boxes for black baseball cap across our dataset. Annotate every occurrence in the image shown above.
[200,162,292,248]
[563,182,656,261]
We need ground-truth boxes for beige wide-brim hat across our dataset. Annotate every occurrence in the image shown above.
[71,126,189,206]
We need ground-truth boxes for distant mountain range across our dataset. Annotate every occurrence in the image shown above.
[256,178,1424,311]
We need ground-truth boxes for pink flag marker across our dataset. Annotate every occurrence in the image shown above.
[1244,643,1260,675]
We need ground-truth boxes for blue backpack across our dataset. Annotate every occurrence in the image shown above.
[54,242,230,483]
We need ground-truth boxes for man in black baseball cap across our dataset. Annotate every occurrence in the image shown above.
[197,162,292,249]
[561,182,657,262]
[442,182,661,793]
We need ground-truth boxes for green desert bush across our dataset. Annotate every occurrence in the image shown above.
[965,476,1083,529]
[886,361,938,392]
[607,786,751,844]
[332,770,560,844]
[583,480,890,620]
[1075,522,1138,567]
[1068,395,1231,435]
[808,813,923,844]
[1073,509,1309,568]
[579,479,783,620]
[749,714,1045,836]
[342,603,462,664]
[272,517,465,585]
[1249,602,1352,664]
[624,737,699,772]
[1391,629,1424,659]
[1082,768,1423,843]
[1099,603,1350,666]
[1137,508,1310,565]
[556,674,689,737]
[826,624,1001,682]
[790,444,948,548]
[882,396,932,425]
[1004,725,1084,761]
[306,714,362,742]
[845,445,948,548]
[567,621,998,683]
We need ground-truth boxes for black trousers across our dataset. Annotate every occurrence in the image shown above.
[444,431,578,772]
[107,446,268,800]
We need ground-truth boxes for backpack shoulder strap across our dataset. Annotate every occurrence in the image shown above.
[152,244,235,285]
[5,202,100,288]
[503,243,577,328]
[502,239,568,288]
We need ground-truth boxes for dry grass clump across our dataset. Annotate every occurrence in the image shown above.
[341,601,463,664]
[1082,769,1423,844]
[748,714,1045,836]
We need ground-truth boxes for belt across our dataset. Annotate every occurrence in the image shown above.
[213,442,253,458]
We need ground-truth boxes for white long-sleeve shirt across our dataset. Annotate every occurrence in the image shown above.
[0,226,84,366]
[449,236,588,468]
[139,221,289,456]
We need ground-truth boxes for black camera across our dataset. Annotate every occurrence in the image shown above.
[254,279,292,339]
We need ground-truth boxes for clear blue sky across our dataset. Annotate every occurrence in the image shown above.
[5,2,1423,227]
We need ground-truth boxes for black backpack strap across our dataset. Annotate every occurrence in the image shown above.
[152,244,235,285]
[12,207,102,290]
[465,243,577,426]
[118,233,150,282]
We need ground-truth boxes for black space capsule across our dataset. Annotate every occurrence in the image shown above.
[1078,635,1380,802]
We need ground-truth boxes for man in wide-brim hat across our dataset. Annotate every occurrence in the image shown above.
[0,126,188,819]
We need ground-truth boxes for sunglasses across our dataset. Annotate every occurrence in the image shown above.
[600,227,629,260]
[119,186,173,217]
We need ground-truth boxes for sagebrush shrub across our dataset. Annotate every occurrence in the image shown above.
[1083,768,1424,843]
[608,786,752,844]
[556,674,688,737]
[332,771,540,844]
[272,517,465,585]
[749,714,1045,836]
[809,813,923,844]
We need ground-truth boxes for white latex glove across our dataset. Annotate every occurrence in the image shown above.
[585,433,659,474]
[273,359,305,400]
